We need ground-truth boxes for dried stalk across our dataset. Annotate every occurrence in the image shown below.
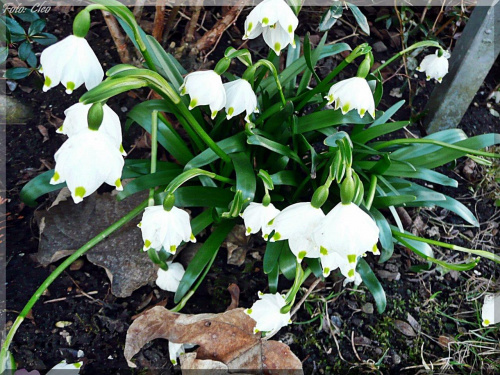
[185,6,202,43]
[101,10,132,64]
[133,0,146,21]
[153,0,167,42]
[163,6,180,45]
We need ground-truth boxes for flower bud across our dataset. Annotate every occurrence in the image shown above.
[73,10,91,38]
[356,54,372,78]
[214,57,231,75]
[340,170,355,205]
[163,193,176,211]
[311,185,329,209]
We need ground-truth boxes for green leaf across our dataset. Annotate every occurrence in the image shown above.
[279,243,297,280]
[145,35,185,89]
[357,258,386,313]
[126,100,194,165]
[270,170,301,187]
[247,134,303,165]
[164,187,232,208]
[353,121,409,144]
[232,152,256,204]
[116,169,182,201]
[174,220,235,303]
[25,48,37,68]
[5,16,25,35]
[305,257,323,278]
[370,100,405,127]
[319,2,343,31]
[297,109,373,133]
[0,47,8,64]
[191,209,214,236]
[4,67,31,80]
[369,208,394,263]
[28,19,46,36]
[184,133,246,170]
[372,194,417,208]
[80,77,148,104]
[33,32,58,46]
[347,3,370,35]
[14,9,39,22]
[268,264,280,294]
[20,170,64,207]
[18,41,32,61]
[264,241,285,274]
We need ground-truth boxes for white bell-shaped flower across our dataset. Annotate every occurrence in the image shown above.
[168,342,185,365]
[58,102,126,155]
[241,202,280,237]
[46,360,83,374]
[313,202,379,283]
[243,0,298,55]
[417,50,450,83]
[138,205,196,254]
[156,262,185,292]
[325,77,376,118]
[268,202,325,261]
[482,294,500,327]
[180,70,226,119]
[40,35,104,94]
[223,79,259,122]
[50,130,124,204]
[245,292,291,334]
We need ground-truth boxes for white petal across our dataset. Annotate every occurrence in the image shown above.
[262,23,291,55]
[482,294,500,326]
[241,202,280,236]
[168,342,185,364]
[224,79,258,121]
[326,77,375,118]
[40,35,76,91]
[246,292,290,334]
[183,70,226,112]
[156,262,185,292]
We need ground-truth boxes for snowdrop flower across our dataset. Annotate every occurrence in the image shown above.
[417,50,450,83]
[223,79,259,122]
[245,292,291,334]
[313,202,379,284]
[40,35,103,94]
[58,102,126,155]
[50,130,124,204]
[241,202,280,237]
[46,361,82,374]
[138,205,196,254]
[325,77,375,118]
[180,70,226,119]
[268,202,325,261]
[168,342,185,365]
[243,0,298,55]
[156,262,185,292]
[481,294,500,327]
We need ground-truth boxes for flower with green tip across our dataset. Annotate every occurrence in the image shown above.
[168,341,185,365]
[481,294,500,327]
[241,202,280,237]
[243,0,298,55]
[50,130,124,204]
[268,202,325,261]
[156,262,185,292]
[180,70,226,119]
[325,77,375,118]
[40,35,103,94]
[138,205,196,254]
[58,102,126,155]
[313,202,379,285]
[223,79,258,122]
[245,292,291,335]
[417,50,450,83]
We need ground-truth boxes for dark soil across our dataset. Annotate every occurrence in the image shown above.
[4,5,500,375]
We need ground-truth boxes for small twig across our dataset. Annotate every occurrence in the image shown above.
[133,0,145,21]
[185,6,202,43]
[152,0,167,42]
[351,331,363,362]
[101,10,132,64]
[64,272,97,301]
[163,6,180,44]
[290,277,322,318]
[43,291,98,304]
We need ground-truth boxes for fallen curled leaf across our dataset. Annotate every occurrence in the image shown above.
[223,225,251,266]
[394,320,416,337]
[226,283,240,311]
[37,125,49,142]
[124,307,303,373]
[407,313,421,333]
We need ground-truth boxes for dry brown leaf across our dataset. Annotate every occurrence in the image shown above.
[226,283,240,311]
[394,320,416,337]
[124,307,303,373]
[37,125,49,142]
[223,224,251,266]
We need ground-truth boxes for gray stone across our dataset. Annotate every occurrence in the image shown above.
[2,95,33,124]
[373,41,388,53]
[425,2,500,133]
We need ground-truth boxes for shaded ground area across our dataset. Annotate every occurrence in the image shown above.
[4,5,500,374]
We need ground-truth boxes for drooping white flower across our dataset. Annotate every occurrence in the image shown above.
[223,79,259,122]
[180,70,226,119]
[245,292,291,334]
[138,205,196,254]
[482,294,500,327]
[168,342,185,365]
[417,50,450,83]
[313,202,379,284]
[40,35,103,94]
[325,77,376,118]
[58,102,126,155]
[243,0,298,55]
[50,130,124,204]
[241,202,280,237]
[268,202,325,261]
[156,262,185,292]
[46,361,82,375]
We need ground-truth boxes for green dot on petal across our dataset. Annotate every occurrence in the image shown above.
[324,267,330,275]
[189,98,197,109]
[262,17,269,25]
[273,232,281,240]
[74,363,82,369]
[246,308,252,314]
[190,233,196,241]
[144,239,151,248]
[170,245,177,253]
[274,42,281,53]
[298,251,307,260]
[320,246,328,256]
[288,25,293,33]
[44,76,52,87]
[246,227,252,234]
[484,319,490,326]
[75,186,86,199]
[342,103,351,113]
[228,107,234,116]
[348,269,355,278]
[248,22,253,32]
[115,178,122,188]
[347,254,356,264]
[52,171,60,182]
[66,81,75,92]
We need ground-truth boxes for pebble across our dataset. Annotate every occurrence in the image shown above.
[392,352,401,364]
[362,303,374,314]
[373,41,388,53]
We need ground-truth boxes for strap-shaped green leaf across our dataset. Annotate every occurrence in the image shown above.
[231,152,256,204]
[353,121,409,144]
[174,219,235,303]
[184,133,246,170]
[357,258,386,313]
[279,242,297,280]
[264,241,285,274]
[116,169,182,201]
[297,108,373,133]
[369,207,394,263]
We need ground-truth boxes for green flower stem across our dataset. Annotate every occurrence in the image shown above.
[372,40,441,75]
[365,174,377,210]
[148,110,158,206]
[0,199,149,373]
[282,265,312,313]
[392,230,500,264]
[245,60,287,106]
[294,60,349,112]
[373,138,500,159]
[164,168,235,196]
